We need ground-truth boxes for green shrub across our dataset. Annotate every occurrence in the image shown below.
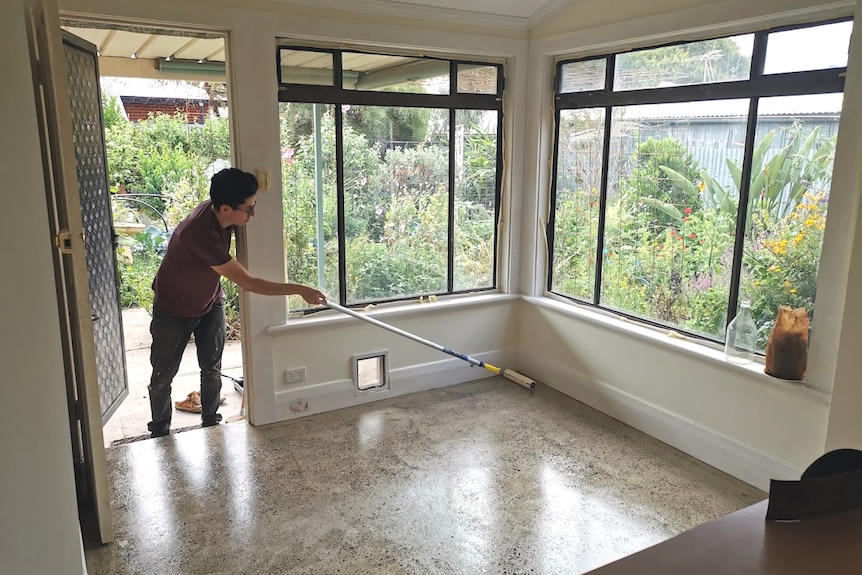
[116,231,165,311]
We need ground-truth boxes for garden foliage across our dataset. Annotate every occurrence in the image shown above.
[553,123,834,347]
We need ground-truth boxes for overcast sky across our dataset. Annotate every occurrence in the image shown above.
[732,20,853,73]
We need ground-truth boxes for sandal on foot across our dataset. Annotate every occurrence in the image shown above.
[175,391,226,414]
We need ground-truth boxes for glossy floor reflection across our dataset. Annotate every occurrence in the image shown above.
[85,378,764,575]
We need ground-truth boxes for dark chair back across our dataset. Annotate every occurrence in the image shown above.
[801,448,862,480]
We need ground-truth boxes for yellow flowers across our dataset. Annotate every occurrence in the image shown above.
[793,191,827,231]
[765,240,788,255]
[803,190,826,203]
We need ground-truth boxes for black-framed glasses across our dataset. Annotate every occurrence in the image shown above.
[233,201,256,215]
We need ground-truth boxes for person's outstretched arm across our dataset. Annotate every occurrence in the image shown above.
[212,258,326,304]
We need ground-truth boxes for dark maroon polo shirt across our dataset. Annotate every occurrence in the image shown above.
[152,200,233,318]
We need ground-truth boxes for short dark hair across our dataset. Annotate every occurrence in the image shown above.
[210,168,258,209]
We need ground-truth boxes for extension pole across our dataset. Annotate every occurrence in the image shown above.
[327,302,536,390]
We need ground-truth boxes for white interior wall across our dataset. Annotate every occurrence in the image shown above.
[262,296,520,423]
[0,2,88,573]
[531,0,724,38]
[530,0,853,39]
[516,299,830,488]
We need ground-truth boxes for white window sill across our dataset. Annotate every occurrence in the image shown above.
[525,295,831,407]
[265,292,519,335]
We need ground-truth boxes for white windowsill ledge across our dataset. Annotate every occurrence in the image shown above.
[266,292,520,335]
[524,295,831,407]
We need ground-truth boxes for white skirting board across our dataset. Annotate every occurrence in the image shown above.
[523,355,800,492]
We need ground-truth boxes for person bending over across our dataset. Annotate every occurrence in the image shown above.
[147,167,326,437]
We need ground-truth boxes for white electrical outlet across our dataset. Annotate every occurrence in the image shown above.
[285,367,306,383]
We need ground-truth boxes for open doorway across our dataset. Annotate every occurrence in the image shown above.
[60,21,245,446]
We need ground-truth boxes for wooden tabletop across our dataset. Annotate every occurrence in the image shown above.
[585,499,862,574]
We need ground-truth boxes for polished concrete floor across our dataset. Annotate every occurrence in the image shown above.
[85,377,765,575]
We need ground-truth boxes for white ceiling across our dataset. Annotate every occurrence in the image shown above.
[295,0,571,22]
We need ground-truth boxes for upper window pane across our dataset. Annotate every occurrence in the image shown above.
[559,58,606,93]
[456,63,499,95]
[614,35,754,91]
[279,49,334,86]
[764,21,852,74]
[343,52,449,94]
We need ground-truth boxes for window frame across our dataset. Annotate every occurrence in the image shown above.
[277,45,505,307]
[548,17,849,341]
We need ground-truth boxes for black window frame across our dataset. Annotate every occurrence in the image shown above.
[548,17,849,341]
[277,45,505,307]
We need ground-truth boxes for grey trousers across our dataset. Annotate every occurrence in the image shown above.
[147,300,226,436]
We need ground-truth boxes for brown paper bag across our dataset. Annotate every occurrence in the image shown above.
[764,306,809,381]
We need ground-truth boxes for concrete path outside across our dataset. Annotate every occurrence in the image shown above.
[102,307,244,446]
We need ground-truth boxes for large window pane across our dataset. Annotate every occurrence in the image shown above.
[278,47,501,307]
[551,108,605,300]
[344,106,449,303]
[614,35,753,91]
[600,101,748,336]
[454,109,498,290]
[280,102,339,312]
[740,94,841,347]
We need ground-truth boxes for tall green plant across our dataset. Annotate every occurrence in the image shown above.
[661,125,836,228]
